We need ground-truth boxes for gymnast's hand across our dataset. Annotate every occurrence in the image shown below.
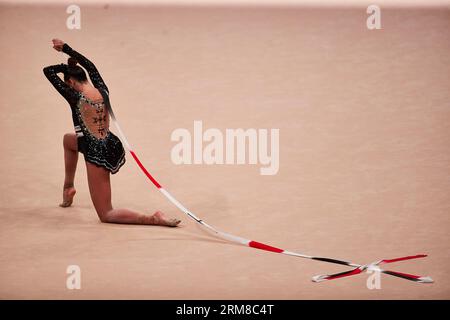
[52,38,65,52]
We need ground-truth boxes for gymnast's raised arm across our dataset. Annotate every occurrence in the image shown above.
[43,63,79,105]
[53,39,109,93]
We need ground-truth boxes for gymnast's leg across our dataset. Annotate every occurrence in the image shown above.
[60,133,78,207]
[85,161,181,227]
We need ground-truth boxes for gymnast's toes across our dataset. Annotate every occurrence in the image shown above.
[168,218,181,227]
[59,187,76,208]
[151,211,181,227]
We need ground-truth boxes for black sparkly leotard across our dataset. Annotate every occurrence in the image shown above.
[43,43,125,174]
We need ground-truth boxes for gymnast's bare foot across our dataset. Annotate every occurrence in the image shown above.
[150,211,181,227]
[59,186,76,207]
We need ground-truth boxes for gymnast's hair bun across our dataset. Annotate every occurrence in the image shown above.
[67,57,78,68]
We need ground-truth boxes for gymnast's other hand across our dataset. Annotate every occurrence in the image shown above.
[52,38,65,52]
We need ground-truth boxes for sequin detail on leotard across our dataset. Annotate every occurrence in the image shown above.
[75,93,125,174]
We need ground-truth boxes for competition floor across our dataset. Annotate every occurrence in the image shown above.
[0,1,449,299]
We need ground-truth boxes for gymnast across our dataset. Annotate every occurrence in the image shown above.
[43,39,181,227]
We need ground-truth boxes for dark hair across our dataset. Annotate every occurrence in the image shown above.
[64,57,87,82]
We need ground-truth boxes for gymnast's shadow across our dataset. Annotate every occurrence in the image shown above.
[100,223,234,246]
[10,191,238,247]
[99,192,236,246]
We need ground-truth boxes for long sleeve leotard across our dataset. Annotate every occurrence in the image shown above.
[43,44,125,174]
